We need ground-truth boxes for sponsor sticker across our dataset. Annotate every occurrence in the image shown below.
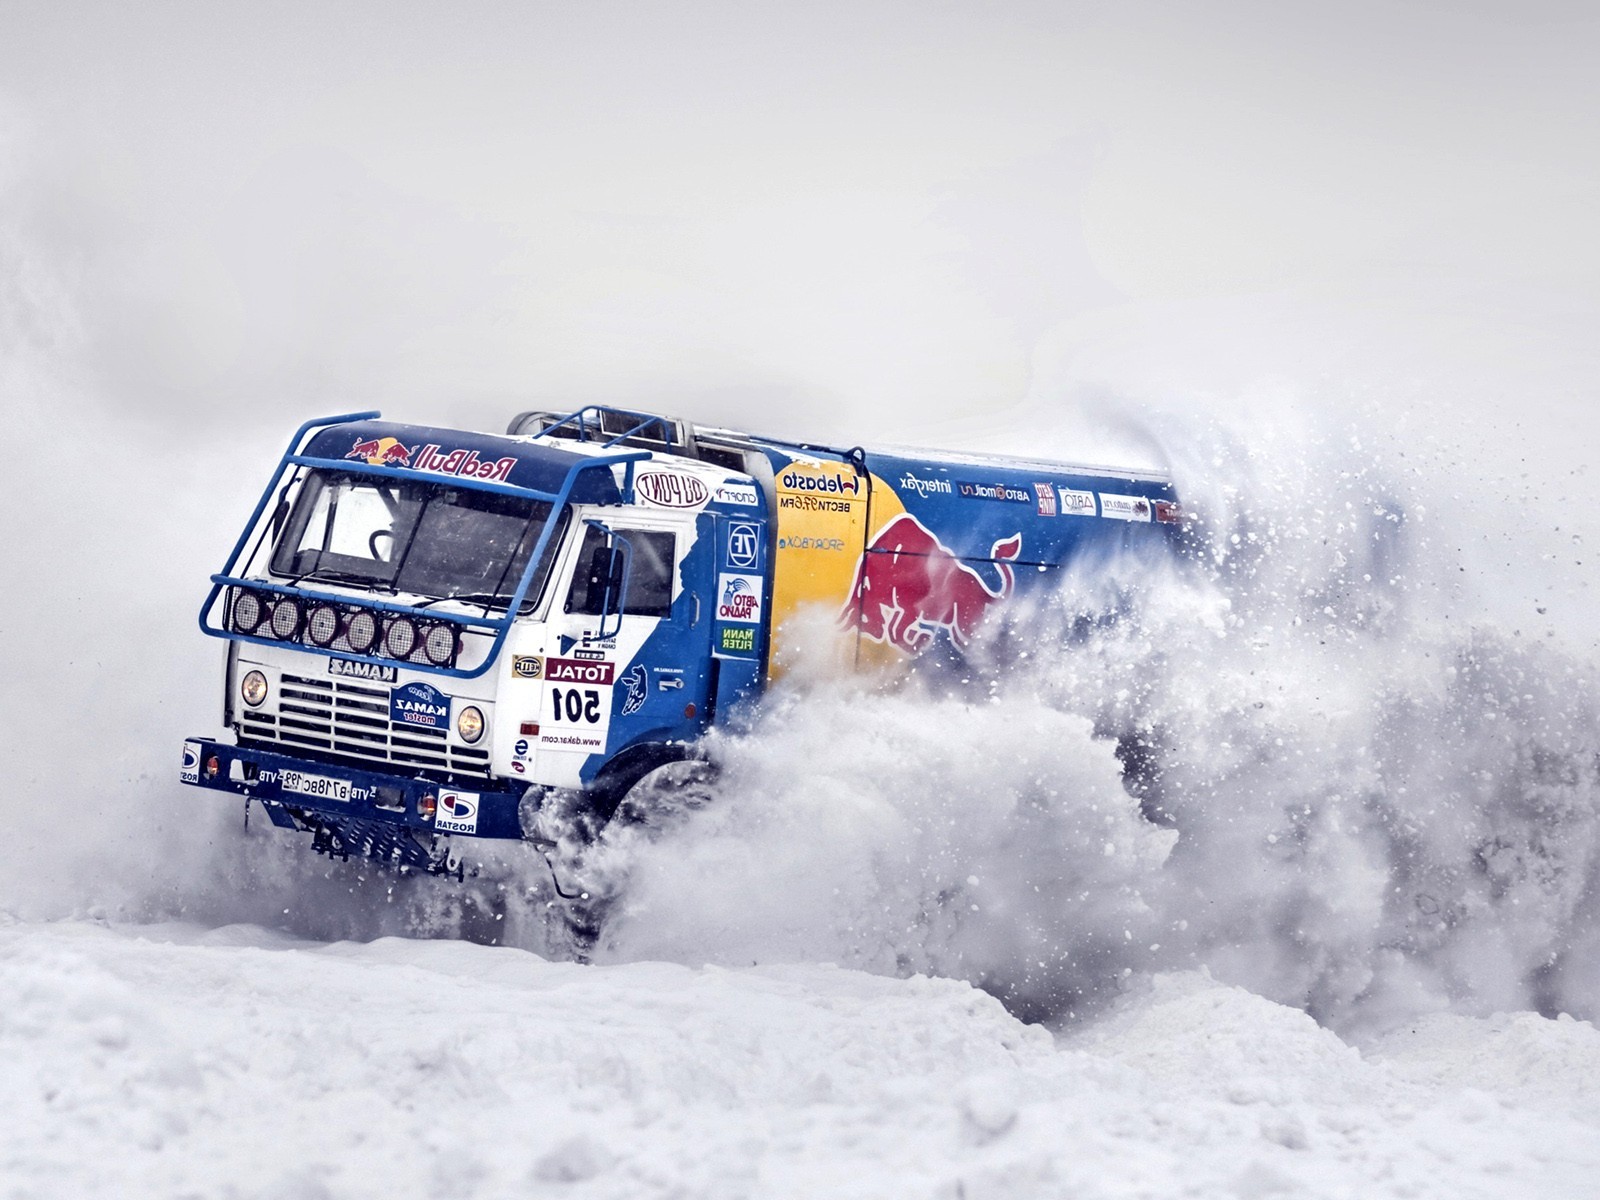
[726,522,762,570]
[1154,499,1183,524]
[778,464,860,496]
[777,535,845,552]
[716,574,764,624]
[181,741,201,785]
[390,681,450,729]
[513,739,530,757]
[718,626,757,655]
[1098,493,1153,522]
[713,482,761,507]
[1057,488,1097,516]
[636,472,709,508]
[511,655,544,679]
[329,657,397,683]
[899,473,952,499]
[435,790,480,835]
[1034,483,1057,516]
[619,664,648,716]
[546,657,615,685]
[956,480,1032,503]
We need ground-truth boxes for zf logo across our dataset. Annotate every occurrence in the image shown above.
[727,522,760,570]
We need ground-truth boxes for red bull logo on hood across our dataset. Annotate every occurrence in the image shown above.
[346,436,413,467]
[841,514,1021,654]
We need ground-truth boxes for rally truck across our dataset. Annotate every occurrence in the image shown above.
[181,406,1181,876]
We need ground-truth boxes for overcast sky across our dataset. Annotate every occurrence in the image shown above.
[3,0,1597,443]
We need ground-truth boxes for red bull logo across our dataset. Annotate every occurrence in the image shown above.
[346,436,413,467]
[841,514,1021,654]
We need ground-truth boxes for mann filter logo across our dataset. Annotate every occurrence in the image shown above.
[636,472,709,508]
[390,681,450,729]
[547,658,615,685]
[899,473,951,499]
[726,522,761,570]
[1098,493,1153,522]
[511,655,544,679]
[1033,483,1056,516]
[719,626,756,655]
[717,574,764,623]
[329,657,397,682]
[1058,488,1097,516]
[778,466,859,496]
[957,480,1031,503]
[435,790,480,835]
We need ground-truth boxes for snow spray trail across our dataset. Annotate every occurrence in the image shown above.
[556,410,1600,1036]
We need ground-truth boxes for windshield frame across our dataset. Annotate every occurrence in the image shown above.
[268,467,566,614]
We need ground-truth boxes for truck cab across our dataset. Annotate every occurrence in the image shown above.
[183,408,770,872]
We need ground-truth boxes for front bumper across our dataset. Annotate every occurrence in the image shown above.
[180,737,524,841]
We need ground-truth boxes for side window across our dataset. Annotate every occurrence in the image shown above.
[563,527,677,618]
[623,530,676,617]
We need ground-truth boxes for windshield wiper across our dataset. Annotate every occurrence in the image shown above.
[412,591,517,610]
[283,568,396,593]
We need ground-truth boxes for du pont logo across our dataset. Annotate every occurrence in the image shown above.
[779,467,860,496]
[636,472,709,508]
[899,473,951,499]
[346,436,517,483]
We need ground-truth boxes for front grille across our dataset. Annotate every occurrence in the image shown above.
[239,673,492,776]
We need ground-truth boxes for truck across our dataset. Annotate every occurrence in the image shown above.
[181,406,1182,883]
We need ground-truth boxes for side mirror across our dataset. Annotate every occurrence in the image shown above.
[582,524,632,642]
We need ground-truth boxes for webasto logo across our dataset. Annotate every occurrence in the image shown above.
[779,468,859,495]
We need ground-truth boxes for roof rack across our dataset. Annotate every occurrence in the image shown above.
[508,405,697,457]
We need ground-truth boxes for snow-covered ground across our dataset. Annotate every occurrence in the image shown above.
[6,919,1599,1200]
[6,5,1600,1198]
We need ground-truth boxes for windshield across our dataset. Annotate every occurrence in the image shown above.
[270,469,560,607]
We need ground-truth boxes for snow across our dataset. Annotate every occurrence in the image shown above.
[6,6,1600,1198]
[5,920,1598,1199]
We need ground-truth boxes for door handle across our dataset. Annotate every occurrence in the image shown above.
[658,677,684,691]
[691,592,701,627]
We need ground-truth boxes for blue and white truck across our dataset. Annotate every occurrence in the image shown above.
[182,406,1181,875]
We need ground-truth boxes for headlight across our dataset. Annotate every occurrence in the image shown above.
[241,669,269,707]
[384,616,418,659]
[345,610,379,654]
[307,604,340,647]
[269,597,302,640]
[423,623,457,666]
[230,589,266,634]
[456,705,485,744]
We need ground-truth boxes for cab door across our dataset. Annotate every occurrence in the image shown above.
[541,511,716,784]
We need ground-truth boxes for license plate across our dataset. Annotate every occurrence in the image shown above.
[279,770,352,802]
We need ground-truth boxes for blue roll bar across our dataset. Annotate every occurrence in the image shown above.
[198,410,650,679]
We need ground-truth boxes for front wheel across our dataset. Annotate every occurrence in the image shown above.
[609,758,720,832]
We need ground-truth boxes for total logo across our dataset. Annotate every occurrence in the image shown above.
[717,574,763,624]
[435,790,480,835]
